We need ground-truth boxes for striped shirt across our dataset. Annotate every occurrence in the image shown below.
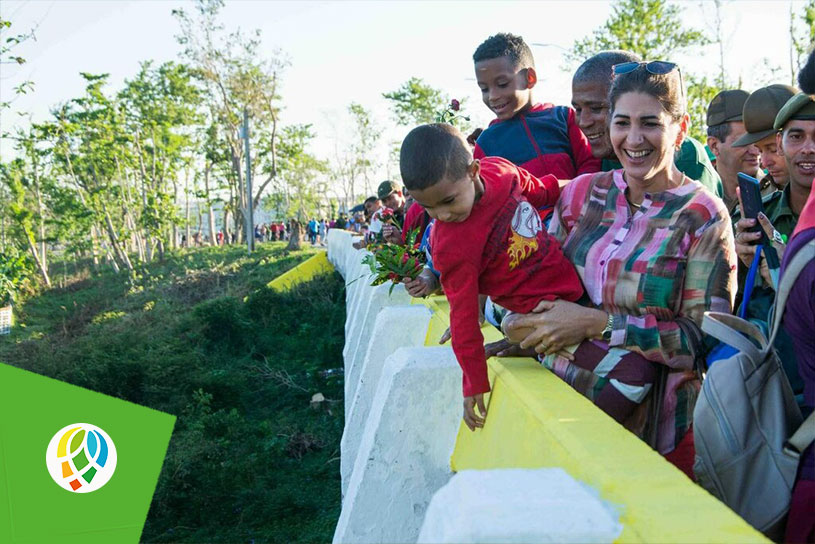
[550,169,738,368]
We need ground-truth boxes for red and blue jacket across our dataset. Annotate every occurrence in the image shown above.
[473,103,600,186]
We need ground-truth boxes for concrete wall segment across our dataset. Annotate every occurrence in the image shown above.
[418,468,623,544]
[333,347,462,544]
[341,305,432,496]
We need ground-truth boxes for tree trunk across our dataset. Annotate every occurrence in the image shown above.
[286,221,302,251]
[204,164,216,246]
[24,228,51,287]
[101,208,133,272]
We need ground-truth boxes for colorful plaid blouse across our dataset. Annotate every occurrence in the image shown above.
[550,170,738,368]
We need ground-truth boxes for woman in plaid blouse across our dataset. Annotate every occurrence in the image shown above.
[504,63,737,471]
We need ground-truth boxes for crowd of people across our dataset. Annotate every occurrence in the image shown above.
[344,34,815,542]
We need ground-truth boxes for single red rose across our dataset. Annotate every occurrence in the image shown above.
[451,99,460,111]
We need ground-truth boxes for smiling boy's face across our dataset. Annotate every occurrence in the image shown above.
[475,56,535,121]
[409,161,483,223]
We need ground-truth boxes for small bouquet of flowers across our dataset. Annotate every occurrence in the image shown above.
[361,228,426,294]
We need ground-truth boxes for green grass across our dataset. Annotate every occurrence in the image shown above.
[0,242,346,542]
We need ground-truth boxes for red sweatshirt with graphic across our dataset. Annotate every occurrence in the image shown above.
[431,157,584,396]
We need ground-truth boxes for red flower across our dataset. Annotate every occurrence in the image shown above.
[401,253,409,264]
[380,208,394,218]
[451,99,460,111]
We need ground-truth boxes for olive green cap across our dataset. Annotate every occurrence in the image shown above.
[707,89,749,126]
[377,180,401,200]
[774,92,815,130]
[732,84,798,147]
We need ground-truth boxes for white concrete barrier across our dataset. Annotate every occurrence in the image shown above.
[341,305,432,495]
[417,468,623,544]
[344,283,411,408]
[333,347,461,544]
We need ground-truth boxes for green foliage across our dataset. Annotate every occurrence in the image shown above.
[276,124,329,221]
[383,77,450,126]
[791,0,815,80]
[567,0,710,64]
[685,74,722,145]
[0,244,344,542]
[0,16,36,115]
[0,247,32,305]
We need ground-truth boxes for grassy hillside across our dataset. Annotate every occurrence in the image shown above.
[0,243,346,542]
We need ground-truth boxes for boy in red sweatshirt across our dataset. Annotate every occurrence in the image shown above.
[400,123,584,430]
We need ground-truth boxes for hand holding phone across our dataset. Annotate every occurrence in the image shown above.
[737,173,779,270]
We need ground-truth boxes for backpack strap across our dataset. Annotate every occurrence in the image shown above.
[702,311,766,371]
[765,239,815,353]
[784,411,815,459]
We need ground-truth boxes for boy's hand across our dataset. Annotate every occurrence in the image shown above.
[402,269,439,298]
[463,393,487,431]
[382,224,403,245]
[466,128,483,146]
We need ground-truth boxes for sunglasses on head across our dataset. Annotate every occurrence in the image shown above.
[612,61,678,75]
[612,61,685,99]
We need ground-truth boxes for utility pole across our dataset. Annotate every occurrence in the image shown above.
[242,108,254,254]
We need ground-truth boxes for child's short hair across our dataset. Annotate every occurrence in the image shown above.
[363,195,378,205]
[473,32,535,70]
[400,124,472,191]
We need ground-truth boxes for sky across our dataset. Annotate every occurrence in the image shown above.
[0,0,808,192]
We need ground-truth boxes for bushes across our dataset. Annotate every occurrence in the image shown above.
[0,244,345,543]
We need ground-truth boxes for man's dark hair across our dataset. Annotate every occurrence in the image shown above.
[707,122,732,143]
[363,196,378,205]
[400,124,472,191]
[573,50,642,87]
[799,48,815,94]
[473,33,535,69]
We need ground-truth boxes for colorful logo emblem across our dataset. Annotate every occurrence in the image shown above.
[507,201,542,270]
[45,423,117,493]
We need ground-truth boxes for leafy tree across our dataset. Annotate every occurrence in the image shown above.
[119,61,203,258]
[329,103,383,210]
[274,124,328,222]
[791,0,815,83]
[0,16,36,127]
[685,74,723,145]
[383,77,449,126]
[173,0,288,243]
[568,0,713,142]
[567,0,709,63]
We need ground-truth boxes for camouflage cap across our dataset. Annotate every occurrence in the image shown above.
[732,84,798,147]
[707,89,749,127]
[774,92,815,130]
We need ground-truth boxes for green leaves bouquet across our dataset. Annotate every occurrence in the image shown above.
[361,228,426,294]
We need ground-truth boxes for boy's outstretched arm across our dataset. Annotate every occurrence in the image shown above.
[514,164,560,210]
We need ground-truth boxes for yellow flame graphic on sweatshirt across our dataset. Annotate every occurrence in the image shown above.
[507,230,538,270]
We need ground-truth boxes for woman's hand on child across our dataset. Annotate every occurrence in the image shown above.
[512,300,604,356]
[463,393,487,431]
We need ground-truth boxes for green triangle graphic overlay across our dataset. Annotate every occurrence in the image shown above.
[0,363,175,543]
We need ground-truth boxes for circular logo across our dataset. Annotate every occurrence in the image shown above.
[45,423,117,493]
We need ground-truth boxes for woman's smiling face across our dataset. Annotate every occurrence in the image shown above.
[609,91,687,185]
